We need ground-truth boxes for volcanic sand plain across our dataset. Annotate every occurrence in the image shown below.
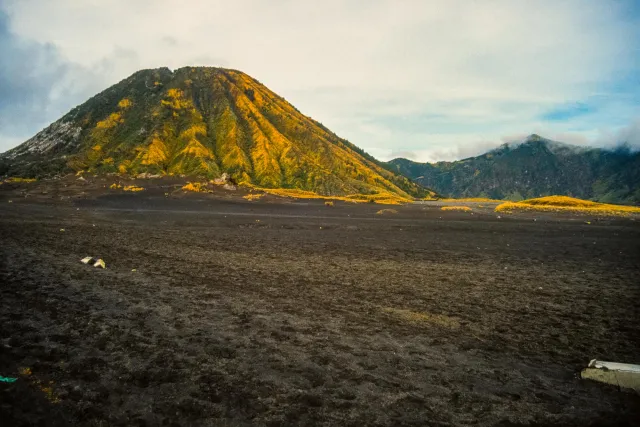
[1,177,639,426]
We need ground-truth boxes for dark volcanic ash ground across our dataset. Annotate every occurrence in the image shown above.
[1,177,639,426]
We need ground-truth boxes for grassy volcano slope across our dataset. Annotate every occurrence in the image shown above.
[496,196,640,216]
[1,67,431,199]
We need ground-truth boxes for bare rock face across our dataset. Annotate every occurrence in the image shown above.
[4,120,82,160]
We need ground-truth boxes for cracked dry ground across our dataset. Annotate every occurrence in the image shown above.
[1,196,639,426]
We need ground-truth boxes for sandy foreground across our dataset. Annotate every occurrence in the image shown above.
[1,178,639,426]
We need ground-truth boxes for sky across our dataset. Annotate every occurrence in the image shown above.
[1,0,639,162]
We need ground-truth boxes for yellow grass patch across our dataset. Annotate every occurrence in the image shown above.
[376,208,398,215]
[346,192,412,204]
[251,187,411,205]
[243,193,263,201]
[2,177,37,184]
[182,182,210,193]
[382,307,459,329]
[495,196,640,216]
[439,197,501,203]
[441,206,472,212]
[110,183,143,192]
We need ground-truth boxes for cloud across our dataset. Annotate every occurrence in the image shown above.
[593,117,640,149]
[0,9,70,138]
[0,0,639,160]
[0,8,109,148]
[616,118,640,148]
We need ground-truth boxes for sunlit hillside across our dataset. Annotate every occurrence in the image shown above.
[0,67,432,199]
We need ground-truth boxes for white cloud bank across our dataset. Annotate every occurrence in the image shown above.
[1,0,639,161]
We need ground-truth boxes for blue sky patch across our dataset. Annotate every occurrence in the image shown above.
[540,103,595,122]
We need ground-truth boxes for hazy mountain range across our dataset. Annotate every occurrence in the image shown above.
[387,134,640,204]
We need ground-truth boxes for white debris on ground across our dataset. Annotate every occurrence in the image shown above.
[211,173,237,190]
[80,257,106,269]
[211,173,230,185]
[581,359,640,393]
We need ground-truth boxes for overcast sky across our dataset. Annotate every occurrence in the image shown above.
[1,0,639,162]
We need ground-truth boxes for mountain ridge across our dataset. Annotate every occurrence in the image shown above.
[0,66,431,199]
[388,135,640,204]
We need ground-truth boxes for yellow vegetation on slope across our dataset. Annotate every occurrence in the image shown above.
[180,124,207,140]
[217,71,416,199]
[96,113,123,129]
[180,139,215,160]
[441,206,472,212]
[134,89,218,176]
[212,105,253,173]
[118,98,133,109]
[141,137,169,166]
[495,196,640,216]
[62,68,428,199]
[161,88,193,110]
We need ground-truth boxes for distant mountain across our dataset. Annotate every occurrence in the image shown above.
[0,66,431,199]
[387,135,640,204]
